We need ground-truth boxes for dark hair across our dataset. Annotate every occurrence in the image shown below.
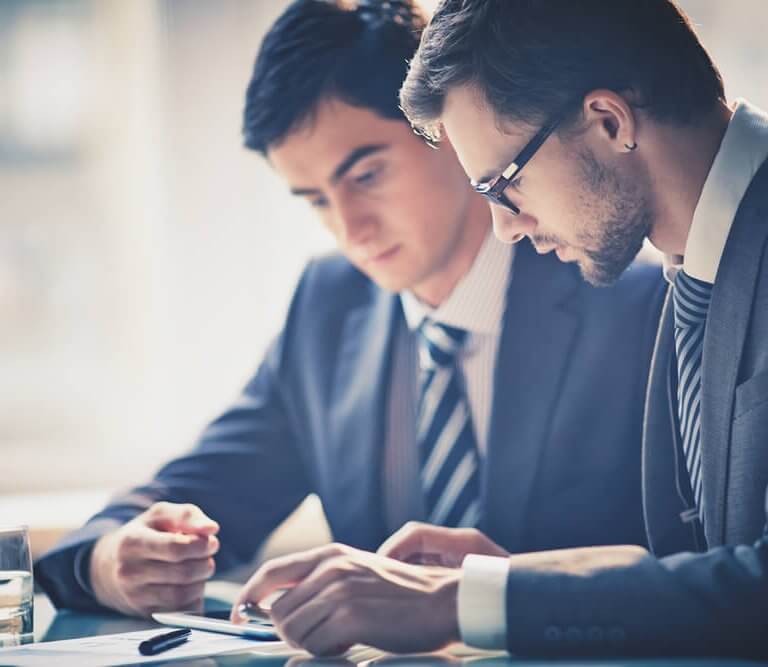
[243,0,426,154]
[401,0,725,141]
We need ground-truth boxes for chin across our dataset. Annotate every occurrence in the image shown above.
[363,271,413,294]
[577,259,629,288]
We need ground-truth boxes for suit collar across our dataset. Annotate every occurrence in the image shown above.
[701,158,768,544]
[483,240,582,551]
[327,281,400,550]
[662,99,768,284]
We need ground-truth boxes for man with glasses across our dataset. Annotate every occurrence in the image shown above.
[37,0,664,622]
[231,0,768,659]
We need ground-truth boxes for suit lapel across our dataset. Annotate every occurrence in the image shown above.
[642,289,701,554]
[327,284,400,550]
[701,161,768,544]
[483,242,581,552]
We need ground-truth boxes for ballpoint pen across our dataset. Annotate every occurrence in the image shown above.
[138,627,192,656]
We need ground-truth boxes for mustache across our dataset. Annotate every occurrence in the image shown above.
[531,234,563,247]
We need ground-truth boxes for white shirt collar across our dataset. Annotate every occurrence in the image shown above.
[663,99,768,283]
[400,232,513,335]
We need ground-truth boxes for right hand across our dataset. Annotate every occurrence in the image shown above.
[377,521,509,568]
[89,502,220,617]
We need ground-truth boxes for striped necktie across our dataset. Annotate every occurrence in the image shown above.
[672,269,714,521]
[416,319,481,528]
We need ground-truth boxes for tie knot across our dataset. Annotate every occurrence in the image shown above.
[673,270,713,328]
[418,320,467,369]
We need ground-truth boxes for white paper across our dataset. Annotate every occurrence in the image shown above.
[0,628,297,666]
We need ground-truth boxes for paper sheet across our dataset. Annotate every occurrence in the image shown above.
[0,628,297,666]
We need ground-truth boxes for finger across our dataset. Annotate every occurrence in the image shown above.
[133,582,206,613]
[378,522,451,561]
[300,607,356,657]
[117,556,215,586]
[276,576,370,650]
[121,525,220,563]
[231,544,350,623]
[144,502,220,536]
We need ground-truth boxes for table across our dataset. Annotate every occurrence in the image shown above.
[26,594,766,667]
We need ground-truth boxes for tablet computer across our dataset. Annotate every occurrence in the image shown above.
[152,609,280,641]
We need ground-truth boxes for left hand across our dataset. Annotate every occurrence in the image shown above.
[230,543,462,656]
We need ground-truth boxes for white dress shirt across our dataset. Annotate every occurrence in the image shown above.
[460,98,768,650]
[663,99,768,283]
[383,233,513,531]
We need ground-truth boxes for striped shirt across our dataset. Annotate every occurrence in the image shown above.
[383,233,514,532]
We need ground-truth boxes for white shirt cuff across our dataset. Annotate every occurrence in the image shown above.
[457,554,509,649]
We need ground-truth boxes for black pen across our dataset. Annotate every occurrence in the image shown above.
[138,627,192,656]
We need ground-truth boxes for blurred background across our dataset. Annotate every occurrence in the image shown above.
[1,0,767,559]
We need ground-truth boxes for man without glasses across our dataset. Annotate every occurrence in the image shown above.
[235,0,768,659]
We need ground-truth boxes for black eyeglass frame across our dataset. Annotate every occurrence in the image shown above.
[471,105,574,215]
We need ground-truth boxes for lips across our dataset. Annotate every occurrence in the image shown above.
[366,245,400,264]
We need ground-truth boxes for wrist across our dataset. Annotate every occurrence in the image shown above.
[89,532,127,613]
[433,569,462,645]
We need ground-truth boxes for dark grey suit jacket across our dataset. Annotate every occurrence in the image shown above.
[36,241,665,613]
[503,161,768,659]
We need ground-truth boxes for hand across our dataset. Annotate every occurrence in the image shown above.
[89,502,220,617]
[230,543,462,656]
[378,522,509,567]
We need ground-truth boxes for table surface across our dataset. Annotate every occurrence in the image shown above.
[21,594,766,667]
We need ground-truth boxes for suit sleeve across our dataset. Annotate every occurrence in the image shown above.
[35,275,316,612]
[502,510,768,659]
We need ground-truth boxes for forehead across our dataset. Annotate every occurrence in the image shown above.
[441,84,525,182]
[267,98,411,179]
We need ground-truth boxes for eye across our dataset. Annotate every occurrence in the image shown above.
[509,175,523,190]
[352,163,384,187]
[309,195,329,209]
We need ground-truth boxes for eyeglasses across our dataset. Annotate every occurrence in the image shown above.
[471,106,572,215]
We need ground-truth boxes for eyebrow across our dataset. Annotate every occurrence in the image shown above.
[476,155,519,185]
[289,144,390,196]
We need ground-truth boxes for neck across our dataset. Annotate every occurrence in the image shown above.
[411,195,492,307]
[646,100,733,256]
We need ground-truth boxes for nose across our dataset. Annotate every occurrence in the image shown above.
[332,196,377,247]
[490,206,537,245]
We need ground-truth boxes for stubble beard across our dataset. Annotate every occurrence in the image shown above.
[575,148,653,287]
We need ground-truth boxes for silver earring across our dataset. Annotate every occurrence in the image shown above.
[624,141,637,151]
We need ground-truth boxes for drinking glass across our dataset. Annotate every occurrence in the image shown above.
[0,526,33,647]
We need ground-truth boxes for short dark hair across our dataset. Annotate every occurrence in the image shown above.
[243,0,426,155]
[401,0,725,141]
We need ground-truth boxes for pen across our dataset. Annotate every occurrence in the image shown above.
[138,627,192,656]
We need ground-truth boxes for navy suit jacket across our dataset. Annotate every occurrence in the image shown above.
[501,163,768,659]
[37,239,665,611]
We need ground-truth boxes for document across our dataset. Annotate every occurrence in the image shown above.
[0,628,297,665]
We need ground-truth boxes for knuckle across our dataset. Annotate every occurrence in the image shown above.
[179,560,198,580]
[327,542,350,557]
[401,521,420,537]
[118,532,140,557]
[115,561,134,583]
[324,579,352,603]
[166,540,187,562]
[149,501,172,516]
[322,557,352,580]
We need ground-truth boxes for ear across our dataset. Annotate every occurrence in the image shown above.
[581,89,638,154]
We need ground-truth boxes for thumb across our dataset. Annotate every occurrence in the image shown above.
[144,502,220,536]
